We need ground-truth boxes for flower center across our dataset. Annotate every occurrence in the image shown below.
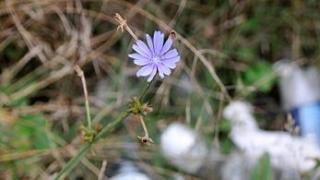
[152,56,161,64]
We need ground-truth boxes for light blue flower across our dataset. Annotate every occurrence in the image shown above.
[129,31,180,82]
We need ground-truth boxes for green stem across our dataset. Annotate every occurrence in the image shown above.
[139,78,155,102]
[56,79,155,179]
[75,65,92,130]
[95,111,129,140]
[54,143,92,180]
[85,98,92,129]
[55,111,130,180]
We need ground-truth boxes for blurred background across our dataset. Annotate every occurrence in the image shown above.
[0,0,320,179]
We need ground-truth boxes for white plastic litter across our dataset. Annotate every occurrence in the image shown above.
[160,123,208,174]
[274,60,320,143]
[223,101,320,173]
[221,152,254,180]
[273,60,320,110]
[110,161,150,180]
[110,172,150,180]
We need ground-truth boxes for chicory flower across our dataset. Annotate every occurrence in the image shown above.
[129,31,180,82]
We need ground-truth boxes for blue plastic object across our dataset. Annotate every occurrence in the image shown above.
[291,102,320,144]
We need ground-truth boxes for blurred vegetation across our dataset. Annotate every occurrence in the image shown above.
[0,0,319,179]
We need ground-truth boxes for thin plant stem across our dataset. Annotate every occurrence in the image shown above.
[139,78,155,102]
[74,65,92,129]
[54,143,92,180]
[139,115,149,138]
[114,13,138,41]
[213,93,225,147]
[137,114,153,144]
[54,110,129,180]
[95,111,129,140]
[98,160,108,180]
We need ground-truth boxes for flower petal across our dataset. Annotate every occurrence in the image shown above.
[162,62,176,69]
[153,31,164,55]
[133,43,151,58]
[157,65,164,78]
[147,65,157,82]
[162,56,180,69]
[136,40,151,55]
[146,34,155,55]
[129,53,149,61]
[157,63,171,77]
[162,55,180,63]
[160,37,173,55]
[162,49,179,59]
[134,59,150,66]
[136,64,154,77]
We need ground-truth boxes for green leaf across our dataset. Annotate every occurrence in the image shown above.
[242,62,275,92]
[3,42,27,62]
[236,47,257,62]
[218,119,232,132]
[250,153,274,180]
[15,114,51,149]
[239,18,260,33]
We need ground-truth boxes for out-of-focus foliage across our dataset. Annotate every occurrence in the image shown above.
[250,153,274,180]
